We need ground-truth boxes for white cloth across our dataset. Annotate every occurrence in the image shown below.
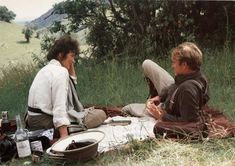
[27,59,71,128]
[89,116,157,152]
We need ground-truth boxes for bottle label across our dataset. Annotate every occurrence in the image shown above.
[16,140,31,158]
[31,140,43,152]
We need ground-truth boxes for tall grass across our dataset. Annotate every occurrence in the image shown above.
[0,49,234,165]
[203,49,235,119]
[0,63,37,118]
[76,58,148,106]
[0,49,234,120]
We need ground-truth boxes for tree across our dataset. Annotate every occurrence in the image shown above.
[53,0,235,59]
[0,6,16,22]
[22,27,33,43]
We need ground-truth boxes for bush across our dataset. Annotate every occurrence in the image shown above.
[22,27,33,43]
[0,6,16,22]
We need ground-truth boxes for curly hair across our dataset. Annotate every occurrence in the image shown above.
[47,35,79,61]
[171,42,202,71]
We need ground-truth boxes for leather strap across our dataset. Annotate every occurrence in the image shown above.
[28,106,52,116]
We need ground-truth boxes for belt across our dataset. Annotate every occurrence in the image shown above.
[28,106,52,116]
[27,107,83,129]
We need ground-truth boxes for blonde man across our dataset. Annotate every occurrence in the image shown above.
[145,42,209,121]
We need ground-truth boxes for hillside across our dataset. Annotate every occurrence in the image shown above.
[29,8,67,29]
[0,21,41,67]
[0,7,89,69]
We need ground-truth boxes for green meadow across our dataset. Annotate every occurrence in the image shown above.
[0,22,235,165]
[0,21,41,67]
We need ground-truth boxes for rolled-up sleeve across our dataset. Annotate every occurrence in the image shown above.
[51,70,70,128]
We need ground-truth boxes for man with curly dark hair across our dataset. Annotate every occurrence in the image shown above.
[26,35,106,138]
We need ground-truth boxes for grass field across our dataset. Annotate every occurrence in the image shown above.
[0,21,89,69]
[0,22,235,166]
[0,50,234,165]
[0,21,41,67]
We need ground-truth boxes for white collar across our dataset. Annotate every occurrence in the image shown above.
[49,59,62,66]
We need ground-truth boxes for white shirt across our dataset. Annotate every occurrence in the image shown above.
[28,59,71,128]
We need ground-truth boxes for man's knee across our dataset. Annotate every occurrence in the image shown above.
[142,59,153,71]
[84,109,107,129]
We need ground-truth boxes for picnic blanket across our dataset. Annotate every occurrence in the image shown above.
[41,105,235,159]
[89,116,156,153]
[90,105,235,150]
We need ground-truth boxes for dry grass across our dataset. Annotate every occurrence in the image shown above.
[0,21,234,166]
[0,21,41,67]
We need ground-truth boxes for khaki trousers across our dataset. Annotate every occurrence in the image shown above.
[27,109,106,130]
[122,59,175,117]
[142,59,174,94]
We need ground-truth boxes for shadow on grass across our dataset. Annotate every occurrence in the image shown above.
[16,40,29,44]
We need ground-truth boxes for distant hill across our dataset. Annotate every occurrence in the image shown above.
[0,8,90,68]
[27,7,90,58]
[28,8,67,29]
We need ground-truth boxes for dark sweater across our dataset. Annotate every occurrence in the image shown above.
[160,70,209,122]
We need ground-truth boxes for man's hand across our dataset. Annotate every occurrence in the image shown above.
[69,63,76,77]
[146,100,163,120]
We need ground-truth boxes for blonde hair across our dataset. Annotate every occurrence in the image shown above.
[172,42,203,70]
